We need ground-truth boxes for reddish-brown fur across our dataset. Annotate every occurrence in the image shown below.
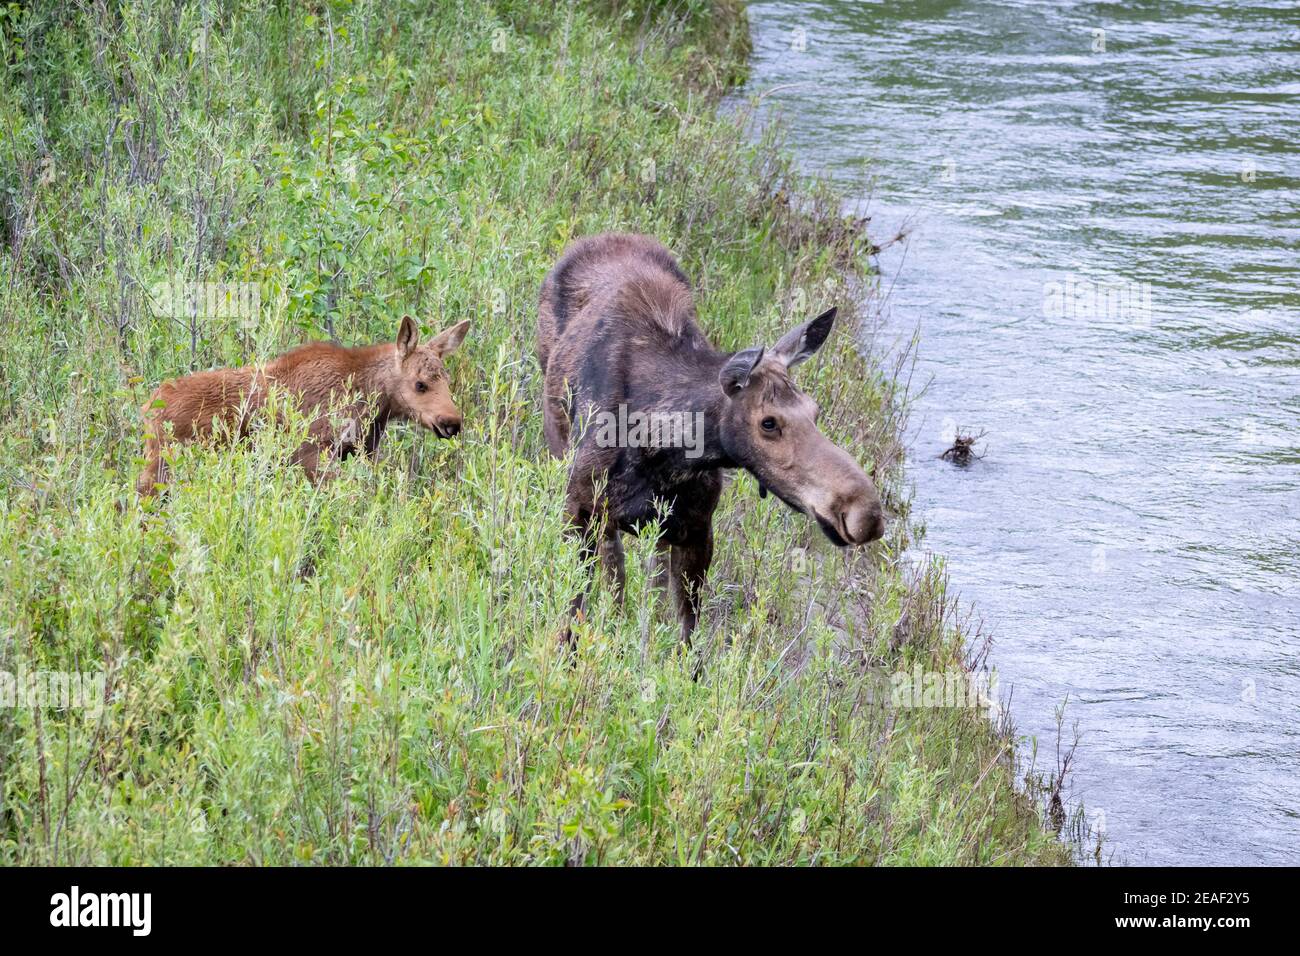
[137,317,470,496]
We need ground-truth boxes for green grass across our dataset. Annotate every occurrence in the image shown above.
[0,0,1069,865]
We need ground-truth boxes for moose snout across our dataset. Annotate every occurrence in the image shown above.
[802,450,886,547]
[434,413,462,438]
[842,496,886,545]
[810,488,885,548]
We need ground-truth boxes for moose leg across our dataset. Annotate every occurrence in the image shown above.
[137,412,192,499]
[649,541,670,593]
[290,440,326,485]
[599,527,626,607]
[541,382,575,461]
[293,405,364,485]
[543,401,571,460]
[562,519,622,646]
[668,527,713,645]
[292,422,337,485]
[137,427,167,498]
[560,460,634,645]
[557,464,597,645]
[560,514,597,649]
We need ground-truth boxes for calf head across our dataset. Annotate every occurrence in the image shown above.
[392,316,471,438]
[718,307,885,547]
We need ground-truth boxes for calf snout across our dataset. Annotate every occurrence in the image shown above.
[434,413,462,438]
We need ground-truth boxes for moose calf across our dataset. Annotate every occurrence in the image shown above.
[137,316,470,496]
[537,233,885,645]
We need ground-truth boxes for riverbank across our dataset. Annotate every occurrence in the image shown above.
[741,0,1300,865]
[0,0,1067,864]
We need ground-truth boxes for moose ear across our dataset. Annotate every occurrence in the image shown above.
[429,319,470,357]
[396,315,419,358]
[772,307,837,369]
[719,346,765,397]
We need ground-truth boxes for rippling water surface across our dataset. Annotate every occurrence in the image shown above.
[743,0,1300,864]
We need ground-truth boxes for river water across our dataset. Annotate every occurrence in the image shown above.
[742,0,1299,865]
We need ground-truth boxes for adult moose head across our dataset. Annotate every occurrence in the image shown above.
[716,312,885,548]
[537,233,884,645]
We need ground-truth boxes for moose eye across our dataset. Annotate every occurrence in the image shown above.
[415,381,428,393]
[761,416,778,432]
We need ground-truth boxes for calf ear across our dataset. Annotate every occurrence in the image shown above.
[429,319,471,357]
[772,307,837,369]
[720,346,765,396]
[396,315,419,358]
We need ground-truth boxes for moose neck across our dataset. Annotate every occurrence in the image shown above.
[635,344,737,474]
[350,342,400,421]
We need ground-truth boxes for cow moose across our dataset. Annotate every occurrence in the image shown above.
[537,233,884,645]
[137,316,470,497]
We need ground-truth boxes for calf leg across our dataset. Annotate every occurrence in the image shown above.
[293,405,364,485]
[292,440,330,485]
[137,427,166,498]
[137,406,183,499]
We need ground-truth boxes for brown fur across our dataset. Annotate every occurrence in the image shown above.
[537,233,884,646]
[137,317,470,496]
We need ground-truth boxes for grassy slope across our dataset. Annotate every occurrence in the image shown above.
[0,0,1067,864]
